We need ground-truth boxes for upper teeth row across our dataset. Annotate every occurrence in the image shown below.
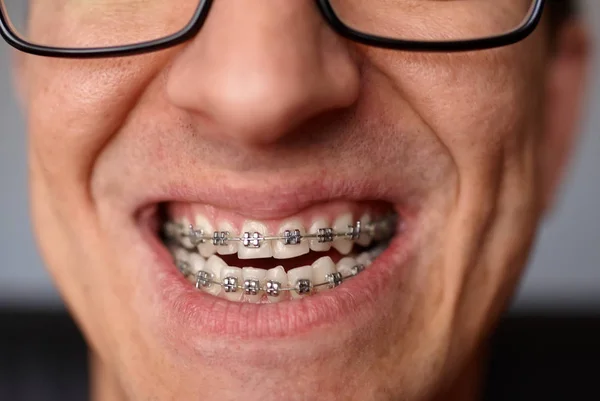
[164,213,397,259]
[167,220,368,246]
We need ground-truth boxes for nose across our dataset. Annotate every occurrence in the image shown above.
[166,0,360,146]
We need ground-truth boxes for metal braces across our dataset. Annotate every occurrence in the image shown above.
[165,213,397,249]
[179,262,366,297]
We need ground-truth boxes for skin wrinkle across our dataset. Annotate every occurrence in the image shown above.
[19,1,589,400]
[381,23,545,397]
[442,65,545,390]
[449,178,534,387]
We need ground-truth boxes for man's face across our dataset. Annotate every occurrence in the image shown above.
[18,1,586,400]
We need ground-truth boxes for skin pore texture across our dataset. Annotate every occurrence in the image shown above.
[17,1,588,400]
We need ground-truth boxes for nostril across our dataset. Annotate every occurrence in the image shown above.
[169,80,339,146]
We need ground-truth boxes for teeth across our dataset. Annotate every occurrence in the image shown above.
[195,215,217,257]
[238,220,273,259]
[167,211,396,302]
[336,256,358,277]
[265,266,288,303]
[356,214,372,247]
[186,253,206,284]
[333,213,354,255]
[179,218,195,249]
[203,255,228,296]
[370,242,388,259]
[165,222,180,239]
[287,265,313,299]
[308,218,332,252]
[171,246,190,264]
[311,256,336,292]
[356,252,372,267]
[216,220,238,255]
[242,267,267,303]
[220,265,243,301]
[272,220,310,259]
[169,211,394,253]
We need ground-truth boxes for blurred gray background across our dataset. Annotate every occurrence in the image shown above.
[0,2,598,312]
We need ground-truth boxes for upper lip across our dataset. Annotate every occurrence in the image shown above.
[135,173,413,221]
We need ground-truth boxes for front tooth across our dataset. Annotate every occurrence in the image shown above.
[336,256,358,277]
[333,213,354,255]
[242,267,267,303]
[203,255,227,296]
[179,217,195,249]
[356,214,373,247]
[216,220,238,256]
[308,218,332,252]
[265,266,288,303]
[195,215,217,258]
[186,253,206,284]
[311,256,336,292]
[238,220,273,259]
[272,220,310,259]
[288,265,313,299]
[220,265,243,302]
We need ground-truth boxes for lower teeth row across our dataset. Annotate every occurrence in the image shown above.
[169,243,387,303]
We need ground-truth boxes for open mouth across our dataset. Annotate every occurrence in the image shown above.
[158,201,400,304]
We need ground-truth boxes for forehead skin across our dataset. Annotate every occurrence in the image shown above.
[19,2,557,400]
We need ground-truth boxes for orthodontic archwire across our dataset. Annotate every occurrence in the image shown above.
[164,213,398,249]
[165,213,397,297]
[175,259,367,297]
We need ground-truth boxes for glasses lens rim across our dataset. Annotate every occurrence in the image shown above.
[324,0,542,43]
[319,0,544,51]
[0,0,209,56]
[0,0,544,58]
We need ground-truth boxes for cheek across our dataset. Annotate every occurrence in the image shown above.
[362,44,544,167]
[359,41,546,365]
[25,54,169,193]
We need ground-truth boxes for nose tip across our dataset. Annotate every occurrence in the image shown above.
[184,54,358,144]
[165,0,360,146]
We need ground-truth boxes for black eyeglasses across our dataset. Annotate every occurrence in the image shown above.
[0,0,546,59]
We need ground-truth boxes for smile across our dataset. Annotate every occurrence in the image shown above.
[160,203,399,304]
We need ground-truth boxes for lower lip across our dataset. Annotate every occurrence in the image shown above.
[140,212,413,339]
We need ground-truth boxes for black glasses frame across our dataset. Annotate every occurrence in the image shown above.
[0,0,546,59]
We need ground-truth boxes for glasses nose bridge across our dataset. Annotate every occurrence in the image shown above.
[186,0,333,41]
